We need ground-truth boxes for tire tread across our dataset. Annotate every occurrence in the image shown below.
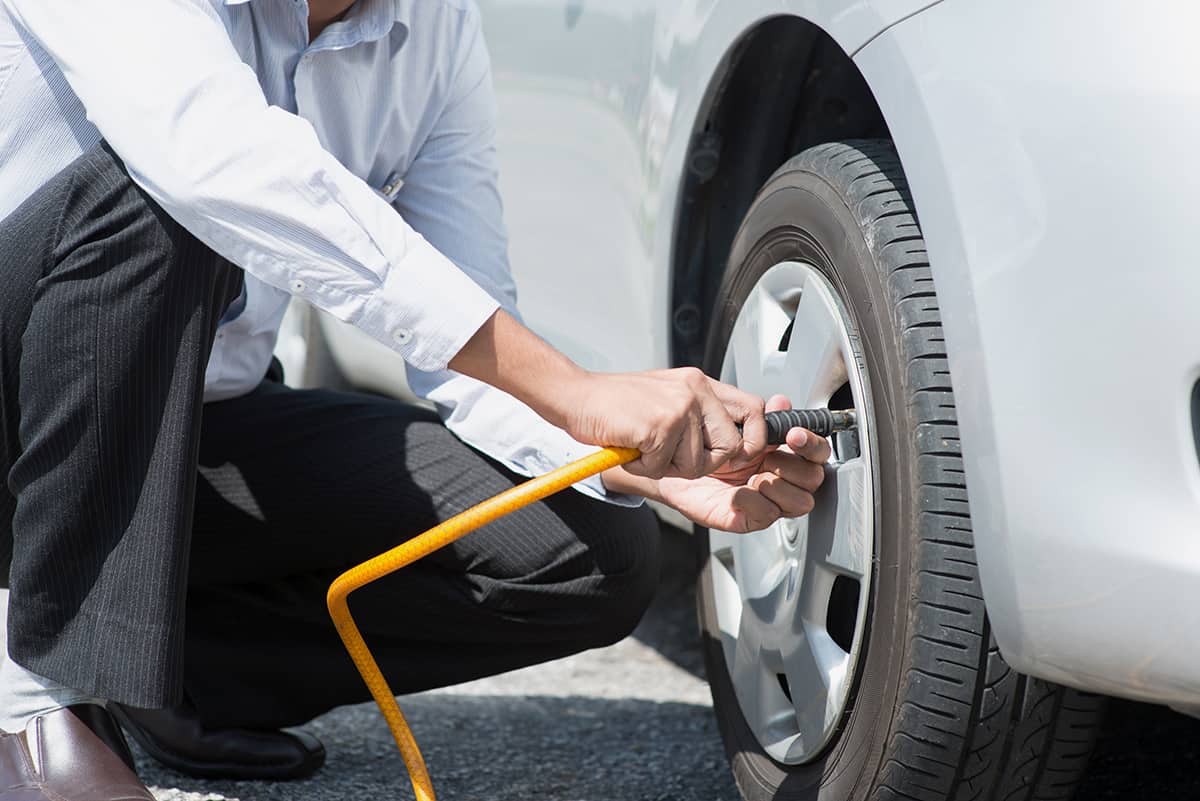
[778,142,1105,801]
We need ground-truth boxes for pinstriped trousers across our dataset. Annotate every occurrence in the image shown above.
[0,143,244,709]
[0,143,661,726]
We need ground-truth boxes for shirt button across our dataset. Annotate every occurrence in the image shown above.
[289,279,307,294]
[392,327,414,346]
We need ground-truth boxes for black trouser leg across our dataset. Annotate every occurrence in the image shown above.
[0,143,243,708]
[182,380,661,729]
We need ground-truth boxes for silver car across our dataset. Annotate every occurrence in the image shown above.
[281,1,1200,798]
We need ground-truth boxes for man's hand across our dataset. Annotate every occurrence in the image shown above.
[557,368,768,479]
[449,310,768,479]
[603,395,831,532]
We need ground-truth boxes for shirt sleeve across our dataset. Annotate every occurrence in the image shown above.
[0,0,498,372]
[395,7,640,506]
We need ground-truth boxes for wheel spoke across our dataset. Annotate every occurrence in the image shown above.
[779,278,847,408]
[741,555,796,634]
[728,284,793,400]
[781,624,849,760]
[806,458,870,577]
[710,525,791,637]
[730,524,789,601]
[796,555,836,625]
[728,611,782,746]
[709,546,743,643]
[726,286,768,398]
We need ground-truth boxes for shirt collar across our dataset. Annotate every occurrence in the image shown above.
[224,0,408,48]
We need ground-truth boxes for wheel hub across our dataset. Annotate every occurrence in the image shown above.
[709,261,875,765]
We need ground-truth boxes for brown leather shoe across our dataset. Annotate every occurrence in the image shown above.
[111,701,324,780]
[0,704,153,801]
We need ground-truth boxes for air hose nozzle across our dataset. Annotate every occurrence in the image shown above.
[763,408,858,444]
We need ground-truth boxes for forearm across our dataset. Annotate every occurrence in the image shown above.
[448,309,587,430]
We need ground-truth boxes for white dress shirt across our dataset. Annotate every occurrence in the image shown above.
[0,0,626,502]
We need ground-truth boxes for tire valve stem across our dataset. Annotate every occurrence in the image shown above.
[762,408,858,445]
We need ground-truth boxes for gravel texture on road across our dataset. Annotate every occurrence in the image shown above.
[141,527,1200,801]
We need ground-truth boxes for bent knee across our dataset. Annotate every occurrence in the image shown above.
[471,502,661,648]
[567,505,662,649]
[60,144,235,294]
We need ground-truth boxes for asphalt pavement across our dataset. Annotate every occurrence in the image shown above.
[142,527,1200,801]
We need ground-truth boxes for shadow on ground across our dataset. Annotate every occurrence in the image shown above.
[1077,699,1200,801]
[630,524,706,681]
[137,694,736,801]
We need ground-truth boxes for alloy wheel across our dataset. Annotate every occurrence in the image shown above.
[709,261,875,764]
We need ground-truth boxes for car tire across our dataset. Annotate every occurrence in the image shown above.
[697,140,1106,801]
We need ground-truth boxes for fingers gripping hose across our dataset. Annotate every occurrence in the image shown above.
[326,409,857,800]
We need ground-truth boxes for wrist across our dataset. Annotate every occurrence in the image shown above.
[448,309,589,428]
[601,465,663,503]
[526,360,593,432]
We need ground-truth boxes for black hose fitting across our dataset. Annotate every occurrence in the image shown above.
[763,408,858,444]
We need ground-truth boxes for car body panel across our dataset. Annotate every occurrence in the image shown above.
[475,0,947,373]
[855,0,1200,704]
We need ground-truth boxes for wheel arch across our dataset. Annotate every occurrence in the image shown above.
[668,16,889,368]
[665,11,1023,679]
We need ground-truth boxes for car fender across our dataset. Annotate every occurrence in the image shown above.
[852,0,1200,704]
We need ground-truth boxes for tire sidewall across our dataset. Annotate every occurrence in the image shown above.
[698,169,919,800]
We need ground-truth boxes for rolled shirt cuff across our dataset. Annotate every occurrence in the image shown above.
[355,232,501,372]
[415,369,645,508]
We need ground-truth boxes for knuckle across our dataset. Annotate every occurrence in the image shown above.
[626,464,649,478]
[806,463,827,489]
[667,389,691,415]
[678,366,707,388]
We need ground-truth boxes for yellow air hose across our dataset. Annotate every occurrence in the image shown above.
[327,445,641,801]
